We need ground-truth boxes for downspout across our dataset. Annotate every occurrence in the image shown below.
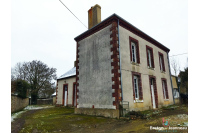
[167,52,175,104]
[118,19,123,103]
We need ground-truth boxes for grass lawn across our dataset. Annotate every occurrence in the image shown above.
[11,104,188,133]
[18,107,112,133]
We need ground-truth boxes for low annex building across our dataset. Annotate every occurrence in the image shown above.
[73,4,174,118]
[171,75,180,104]
[56,66,76,107]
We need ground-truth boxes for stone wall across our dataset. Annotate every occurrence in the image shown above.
[11,94,29,113]
[37,99,53,105]
[53,96,56,105]
[77,24,115,109]
[75,108,119,119]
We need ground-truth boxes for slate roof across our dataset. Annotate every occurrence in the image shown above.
[57,67,76,80]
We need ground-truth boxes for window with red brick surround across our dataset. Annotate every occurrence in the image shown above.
[129,36,140,63]
[146,45,155,68]
[161,78,169,99]
[158,52,165,72]
[132,72,143,100]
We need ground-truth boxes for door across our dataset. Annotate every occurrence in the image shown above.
[64,85,68,106]
[151,79,156,109]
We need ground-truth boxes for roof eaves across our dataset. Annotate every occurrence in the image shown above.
[74,13,170,52]
[57,75,76,81]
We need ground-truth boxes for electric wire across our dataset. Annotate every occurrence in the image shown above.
[59,0,187,63]
[59,0,88,29]
[59,0,99,39]
[169,53,187,57]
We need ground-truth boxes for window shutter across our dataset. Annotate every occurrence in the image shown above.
[165,80,169,99]
[151,50,154,68]
[132,74,136,100]
[146,49,149,67]
[139,77,143,100]
[162,56,165,71]
[136,44,140,63]
[159,56,162,70]
[162,83,165,99]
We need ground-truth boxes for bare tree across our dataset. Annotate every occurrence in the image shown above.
[38,83,56,98]
[11,60,57,104]
[12,62,27,80]
[170,57,180,76]
[11,68,16,81]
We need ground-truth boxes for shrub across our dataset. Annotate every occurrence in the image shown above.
[15,80,30,99]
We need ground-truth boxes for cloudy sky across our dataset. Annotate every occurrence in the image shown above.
[11,0,188,78]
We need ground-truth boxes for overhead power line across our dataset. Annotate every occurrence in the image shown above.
[169,53,187,57]
[59,0,88,29]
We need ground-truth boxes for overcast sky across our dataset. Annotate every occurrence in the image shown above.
[11,0,188,78]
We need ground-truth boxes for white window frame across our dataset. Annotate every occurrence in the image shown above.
[134,76,139,99]
[148,49,152,67]
[131,42,137,63]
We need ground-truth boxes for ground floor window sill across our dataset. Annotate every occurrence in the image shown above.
[134,99,143,103]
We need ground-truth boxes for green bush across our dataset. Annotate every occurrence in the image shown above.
[16,80,30,99]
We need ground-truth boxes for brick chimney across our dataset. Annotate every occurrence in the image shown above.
[88,4,101,29]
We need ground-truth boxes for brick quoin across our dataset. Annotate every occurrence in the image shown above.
[56,83,58,105]
[75,42,79,108]
[110,20,121,109]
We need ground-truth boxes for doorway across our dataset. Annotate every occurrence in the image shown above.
[63,84,68,106]
[149,77,158,109]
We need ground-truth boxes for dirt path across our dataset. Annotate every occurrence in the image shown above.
[11,110,40,133]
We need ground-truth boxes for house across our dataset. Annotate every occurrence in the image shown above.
[73,4,174,118]
[171,75,180,104]
[56,63,76,107]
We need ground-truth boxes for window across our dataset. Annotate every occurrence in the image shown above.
[134,76,139,99]
[148,49,152,67]
[131,42,137,63]
[129,37,140,63]
[146,45,154,68]
[158,52,165,72]
[132,72,143,100]
[162,79,169,99]
[174,89,179,98]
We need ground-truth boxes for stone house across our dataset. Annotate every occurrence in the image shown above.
[56,65,76,107]
[72,4,174,118]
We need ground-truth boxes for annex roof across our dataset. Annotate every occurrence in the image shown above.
[57,67,76,80]
[52,92,56,96]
